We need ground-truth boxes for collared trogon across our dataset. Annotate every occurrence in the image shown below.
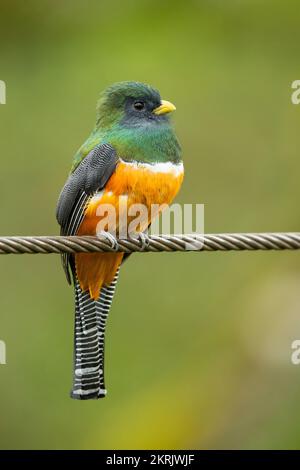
[56,81,184,399]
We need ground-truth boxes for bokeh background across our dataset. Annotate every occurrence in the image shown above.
[1,0,300,450]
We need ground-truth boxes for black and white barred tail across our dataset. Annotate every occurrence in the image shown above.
[71,270,119,400]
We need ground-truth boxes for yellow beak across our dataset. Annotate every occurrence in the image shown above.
[153,99,176,115]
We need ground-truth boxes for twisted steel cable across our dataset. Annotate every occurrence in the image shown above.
[0,233,299,254]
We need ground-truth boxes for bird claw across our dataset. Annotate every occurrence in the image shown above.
[137,232,150,250]
[97,231,119,251]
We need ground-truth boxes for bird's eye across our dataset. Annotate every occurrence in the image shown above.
[133,101,145,111]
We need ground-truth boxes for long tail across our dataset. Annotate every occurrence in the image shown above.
[71,269,119,400]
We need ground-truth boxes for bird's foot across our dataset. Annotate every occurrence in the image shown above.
[136,232,151,251]
[97,231,119,251]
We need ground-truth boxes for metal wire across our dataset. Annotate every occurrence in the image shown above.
[0,233,299,254]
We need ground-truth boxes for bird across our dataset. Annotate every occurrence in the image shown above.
[56,81,184,400]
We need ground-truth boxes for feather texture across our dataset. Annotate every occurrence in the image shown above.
[71,269,119,399]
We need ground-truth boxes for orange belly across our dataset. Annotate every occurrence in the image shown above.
[76,160,184,299]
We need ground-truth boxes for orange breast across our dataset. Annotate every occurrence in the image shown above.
[76,160,184,299]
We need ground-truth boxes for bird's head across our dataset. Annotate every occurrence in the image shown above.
[96,81,176,130]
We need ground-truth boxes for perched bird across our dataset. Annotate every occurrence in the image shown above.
[56,81,184,399]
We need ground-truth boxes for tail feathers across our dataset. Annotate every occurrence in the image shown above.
[71,270,119,400]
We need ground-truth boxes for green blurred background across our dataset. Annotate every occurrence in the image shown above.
[1,0,300,450]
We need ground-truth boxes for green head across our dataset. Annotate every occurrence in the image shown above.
[72,81,181,171]
[96,81,176,129]
[96,81,181,164]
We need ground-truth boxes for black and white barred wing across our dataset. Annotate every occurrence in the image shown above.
[56,143,118,283]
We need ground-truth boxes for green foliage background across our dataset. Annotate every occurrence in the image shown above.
[1,0,300,449]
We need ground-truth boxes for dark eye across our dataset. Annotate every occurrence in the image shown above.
[133,101,145,111]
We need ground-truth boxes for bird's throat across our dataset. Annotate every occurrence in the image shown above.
[104,122,181,165]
